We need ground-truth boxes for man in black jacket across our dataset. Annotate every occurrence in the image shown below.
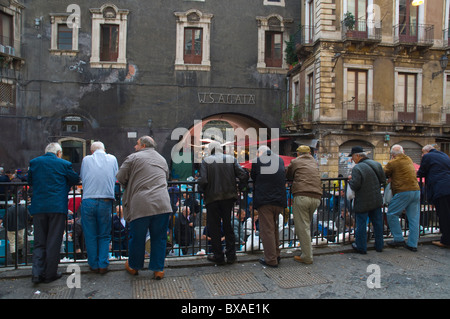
[199,141,248,265]
[251,146,286,268]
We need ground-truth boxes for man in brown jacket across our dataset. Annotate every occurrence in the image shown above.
[286,145,322,264]
[117,136,173,279]
[384,144,421,251]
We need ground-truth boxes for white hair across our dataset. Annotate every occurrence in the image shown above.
[91,141,105,152]
[422,145,435,153]
[45,142,62,155]
[390,144,404,155]
[258,145,271,154]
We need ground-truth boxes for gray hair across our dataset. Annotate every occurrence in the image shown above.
[390,144,404,156]
[258,145,271,155]
[91,141,105,152]
[422,144,435,153]
[45,142,62,155]
[139,136,156,148]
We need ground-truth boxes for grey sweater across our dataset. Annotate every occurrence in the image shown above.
[348,158,386,213]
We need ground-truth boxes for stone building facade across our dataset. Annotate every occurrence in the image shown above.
[285,0,450,177]
[0,0,300,176]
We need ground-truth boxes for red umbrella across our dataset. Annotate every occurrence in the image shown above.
[240,155,296,169]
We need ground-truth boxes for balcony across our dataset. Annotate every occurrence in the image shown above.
[282,103,313,131]
[341,19,382,48]
[342,102,380,123]
[0,37,22,69]
[294,26,315,58]
[393,104,431,131]
[393,24,434,52]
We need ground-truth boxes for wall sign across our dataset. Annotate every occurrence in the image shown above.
[198,92,256,105]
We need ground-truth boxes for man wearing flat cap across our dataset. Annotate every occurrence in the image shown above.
[348,146,385,254]
[286,145,321,264]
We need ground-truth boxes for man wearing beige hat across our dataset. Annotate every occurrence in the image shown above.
[286,145,322,264]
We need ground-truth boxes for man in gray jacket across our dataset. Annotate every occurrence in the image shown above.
[348,146,385,254]
[117,136,172,279]
[198,141,248,265]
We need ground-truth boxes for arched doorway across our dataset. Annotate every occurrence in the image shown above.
[170,113,269,180]
[58,137,87,173]
[398,140,422,164]
[338,140,374,177]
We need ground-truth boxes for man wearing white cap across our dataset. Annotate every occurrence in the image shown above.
[286,145,321,264]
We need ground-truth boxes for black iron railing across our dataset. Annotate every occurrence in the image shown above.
[0,177,438,268]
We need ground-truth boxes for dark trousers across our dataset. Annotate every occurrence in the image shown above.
[32,213,66,280]
[435,195,450,245]
[206,199,235,260]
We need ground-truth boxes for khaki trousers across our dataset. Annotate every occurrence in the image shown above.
[292,196,321,263]
[258,204,283,266]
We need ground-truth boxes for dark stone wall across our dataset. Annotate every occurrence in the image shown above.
[0,0,300,170]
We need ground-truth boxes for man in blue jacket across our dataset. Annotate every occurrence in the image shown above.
[28,143,79,284]
[418,145,450,248]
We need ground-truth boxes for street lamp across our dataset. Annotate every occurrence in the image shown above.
[412,0,424,6]
[432,54,448,80]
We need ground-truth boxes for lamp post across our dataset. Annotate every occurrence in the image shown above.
[432,54,448,80]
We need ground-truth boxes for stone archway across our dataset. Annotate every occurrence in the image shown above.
[169,113,270,180]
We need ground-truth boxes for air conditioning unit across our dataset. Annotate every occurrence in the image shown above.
[0,45,5,54]
[66,125,79,132]
[5,46,15,56]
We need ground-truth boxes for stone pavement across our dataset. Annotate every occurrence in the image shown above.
[0,235,449,306]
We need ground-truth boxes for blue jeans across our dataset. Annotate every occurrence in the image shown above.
[386,190,420,248]
[355,207,384,252]
[81,199,113,269]
[128,213,170,272]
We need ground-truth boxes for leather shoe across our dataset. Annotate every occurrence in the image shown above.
[352,243,367,254]
[387,240,405,248]
[43,272,62,283]
[226,255,237,264]
[99,268,108,274]
[207,255,226,265]
[432,241,450,248]
[32,276,43,284]
[405,245,417,252]
[125,261,138,275]
[89,267,99,273]
[259,258,278,268]
[294,256,313,264]
[153,271,164,280]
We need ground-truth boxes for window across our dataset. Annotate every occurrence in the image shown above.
[0,80,14,108]
[50,14,79,55]
[57,24,72,50]
[100,24,119,62]
[264,0,285,7]
[184,27,203,64]
[306,72,314,121]
[256,14,292,73]
[174,9,213,71]
[394,67,423,124]
[347,69,367,121]
[90,4,129,68]
[265,31,282,67]
[0,12,13,47]
[399,0,418,41]
[397,73,417,122]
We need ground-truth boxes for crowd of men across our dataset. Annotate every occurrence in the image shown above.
[1,136,449,285]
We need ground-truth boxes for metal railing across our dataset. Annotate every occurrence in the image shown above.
[0,177,439,268]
